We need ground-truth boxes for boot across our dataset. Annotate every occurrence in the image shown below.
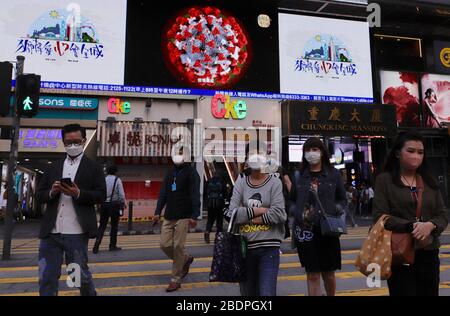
[204,232,210,244]
[93,242,100,254]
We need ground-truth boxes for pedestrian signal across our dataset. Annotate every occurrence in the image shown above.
[16,74,41,118]
[0,62,13,117]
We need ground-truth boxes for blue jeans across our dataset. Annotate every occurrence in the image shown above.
[239,247,280,296]
[39,234,96,296]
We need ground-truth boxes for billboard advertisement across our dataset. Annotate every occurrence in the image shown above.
[0,0,127,85]
[279,14,373,103]
[421,73,450,128]
[124,0,279,93]
[380,71,421,127]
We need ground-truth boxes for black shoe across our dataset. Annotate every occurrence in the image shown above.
[204,233,210,244]
[109,246,122,251]
[93,244,99,254]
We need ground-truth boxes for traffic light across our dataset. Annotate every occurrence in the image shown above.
[0,62,13,117]
[16,73,41,118]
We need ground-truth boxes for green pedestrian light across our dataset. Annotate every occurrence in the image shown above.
[16,74,41,118]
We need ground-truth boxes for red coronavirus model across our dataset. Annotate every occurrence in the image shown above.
[163,6,251,89]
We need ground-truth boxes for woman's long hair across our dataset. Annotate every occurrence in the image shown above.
[301,137,333,173]
[384,130,438,189]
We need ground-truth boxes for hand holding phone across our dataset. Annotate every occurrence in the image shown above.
[60,178,73,186]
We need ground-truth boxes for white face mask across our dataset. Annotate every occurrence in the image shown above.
[264,157,280,174]
[172,155,184,166]
[65,144,84,157]
[305,151,322,165]
[248,154,267,171]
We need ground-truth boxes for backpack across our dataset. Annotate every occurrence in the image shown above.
[207,179,223,208]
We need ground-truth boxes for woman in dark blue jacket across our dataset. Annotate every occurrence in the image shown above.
[290,137,347,296]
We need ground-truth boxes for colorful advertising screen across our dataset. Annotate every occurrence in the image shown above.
[124,0,279,94]
[380,71,421,127]
[0,0,127,85]
[421,73,450,128]
[279,14,373,103]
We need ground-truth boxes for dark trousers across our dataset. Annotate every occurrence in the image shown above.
[205,206,224,233]
[239,247,280,296]
[96,206,120,248]
[39,234,96,296]
[388,249,440,296]
[346,203,357,227]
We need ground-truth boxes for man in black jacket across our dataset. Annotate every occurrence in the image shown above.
[153,153,200,293]
[37,124,106,296]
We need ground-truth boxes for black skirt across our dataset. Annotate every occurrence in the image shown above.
[295,225,341,273]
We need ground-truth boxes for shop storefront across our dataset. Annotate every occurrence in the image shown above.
[282,101,397,188]
[198,94,282,185]
[0,95,99,219]
[96,96,196,220]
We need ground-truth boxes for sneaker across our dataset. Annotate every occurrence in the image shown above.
[109,246,122,251]
[204,233,210,244]
[166,281,181,292]
[181,256,194,279]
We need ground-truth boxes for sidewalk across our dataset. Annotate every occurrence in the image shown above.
[0,216,377,239]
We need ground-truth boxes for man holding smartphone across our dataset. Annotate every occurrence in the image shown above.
[37,124,106,296]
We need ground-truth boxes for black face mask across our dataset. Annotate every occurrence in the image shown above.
[244,168,252,176]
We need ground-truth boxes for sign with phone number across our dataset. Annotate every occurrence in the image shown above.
[11,80,374,104]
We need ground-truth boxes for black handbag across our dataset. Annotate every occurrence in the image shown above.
[102,177,124,217]
[311,187,347,237]
[209,209,247,283]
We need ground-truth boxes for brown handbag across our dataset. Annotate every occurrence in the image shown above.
[390,175,424,266]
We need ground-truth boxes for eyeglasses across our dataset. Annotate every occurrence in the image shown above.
[63,140,84,146]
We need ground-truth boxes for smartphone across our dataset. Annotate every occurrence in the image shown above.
[60,178,73,186]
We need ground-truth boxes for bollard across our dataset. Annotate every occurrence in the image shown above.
[128,201,133,232]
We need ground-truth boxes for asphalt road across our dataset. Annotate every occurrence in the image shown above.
[0,225,449,296]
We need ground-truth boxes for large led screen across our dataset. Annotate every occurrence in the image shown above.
[279,14,373,103]
[124,0,279,93]
[421,73,450,128]
[380,70,421,127]
[0,0,127,85]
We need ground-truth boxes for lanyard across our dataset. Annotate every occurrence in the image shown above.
[173,168,183,183]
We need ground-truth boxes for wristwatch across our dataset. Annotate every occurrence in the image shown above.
[431,222,437,231]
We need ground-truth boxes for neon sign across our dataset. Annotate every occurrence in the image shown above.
[19,129,62,149]
[211,94,247,120]
[108,98,131,114]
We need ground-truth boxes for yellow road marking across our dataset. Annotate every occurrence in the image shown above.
[1,259,449,286]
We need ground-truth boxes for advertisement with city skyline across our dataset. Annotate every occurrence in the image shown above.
[0,0,127,85]
[279,14,374,103]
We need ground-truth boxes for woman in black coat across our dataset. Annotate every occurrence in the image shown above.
[290,138,347,296]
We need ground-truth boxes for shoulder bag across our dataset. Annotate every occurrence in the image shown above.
[391,175,424,266]
[209,208,247,283]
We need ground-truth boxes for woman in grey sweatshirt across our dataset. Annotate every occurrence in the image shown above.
[227,147,286,296]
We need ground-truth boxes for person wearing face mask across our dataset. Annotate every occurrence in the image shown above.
[373,131,448,296]
[226,142,286,296]
[36,124,106,296]
[153,150,201,293]
[290,137,347,296]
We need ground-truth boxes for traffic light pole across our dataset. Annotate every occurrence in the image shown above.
[2,56,24,260]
